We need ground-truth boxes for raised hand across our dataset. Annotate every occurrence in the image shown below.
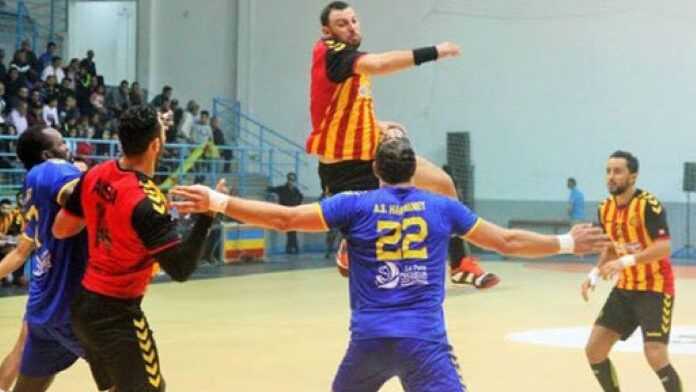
[568,224,611,255]
[435,41,461,59]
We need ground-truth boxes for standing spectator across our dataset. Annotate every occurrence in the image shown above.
[80,49,97,76]
[211,116,233,171]
[0,48,7,81]
[129,81,144,106]
[38,41,57,71]
[19,39,38,72]
[150,85,172,107]
[75,64,93,114]
[41,56,65,83]
[106,80,130,118]
[42,95,60,128]
[9,101,28,134]
[178,100,199,142]
[191,110,212,145]
[567,177,585,224]
[266,172,304,254]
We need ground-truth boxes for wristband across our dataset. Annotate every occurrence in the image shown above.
[208,189,229,213]
[619,255,637,268]
[587,267,599,286]
[413,46,438,65]
[557,234,575,254]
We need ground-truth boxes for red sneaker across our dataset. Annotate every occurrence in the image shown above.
[450,257,500,289]
[335,239,349,277]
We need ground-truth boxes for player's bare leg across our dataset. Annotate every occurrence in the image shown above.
[413,155,500,289]
[585,325,621,391]
[0,321,27,392]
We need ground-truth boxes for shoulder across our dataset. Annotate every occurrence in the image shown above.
[637,190,664,213]
[133,175,167,215]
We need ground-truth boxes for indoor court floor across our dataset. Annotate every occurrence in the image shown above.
[1,259,694,391]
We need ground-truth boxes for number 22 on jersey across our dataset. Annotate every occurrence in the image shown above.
[376,217,428,261]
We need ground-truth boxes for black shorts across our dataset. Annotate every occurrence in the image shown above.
[318,160,379,195]
[595,288,674,344]
[71,288,166,391]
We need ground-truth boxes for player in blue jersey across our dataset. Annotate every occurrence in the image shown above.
[0,126,111,392]
[171,137,608,391]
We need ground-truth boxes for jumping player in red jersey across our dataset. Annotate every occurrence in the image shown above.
[308,1,498,288]
[52,106,216,392]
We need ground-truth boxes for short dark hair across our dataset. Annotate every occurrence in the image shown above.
[47,41,56,49]
[375,137,416,184]
[118,105,160,156]
[52,55,62,63]
[609,150,639,173]
[163,85,172,93]
[567,177,576,186]
[200,110,210,117]
[17,125,52,170]
[0,198,11,205]
[320,1,350,26]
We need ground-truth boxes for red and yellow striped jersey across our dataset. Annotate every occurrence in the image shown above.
[598,190,674,295]
[306,39,380,161]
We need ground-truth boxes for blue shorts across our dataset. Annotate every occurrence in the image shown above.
[332,338,467,392]
[21,323,84,377]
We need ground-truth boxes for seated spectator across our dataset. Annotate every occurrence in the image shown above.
[41,56,65,83]
[150,85,172,107]
[8,86,28,112]
[19,39,38,73]
[9,101,28,134]
[64,58,80,89]
[10,50,33,83]
[0,48,7,81]
[38,41,57,71]
[41,74,60,100]
[80,49,97,76]
[4,66,24,99]
[90,112,104,139]
[89,84,107,116]
[106,80,130,118]
[58,77,73,107]
[129,81,144,106]
[170,108,184,143]
[63,116,78,137]
[0,81,6,119]
[27,103,46,128]
[42,95,60,128]
[59,93,79,126]
[191,110,212,145]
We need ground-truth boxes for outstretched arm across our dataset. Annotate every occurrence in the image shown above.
[170,185,328,233]
[466,220,609,258]
[355,42,460,76]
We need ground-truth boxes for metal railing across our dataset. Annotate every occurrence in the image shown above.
[212,98,309,190]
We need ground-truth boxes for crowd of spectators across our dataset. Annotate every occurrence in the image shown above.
[0,41,234,169]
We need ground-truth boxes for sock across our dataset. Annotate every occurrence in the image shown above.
[656,364,682,392]
[590,359,620,392]
[448,236,469,270]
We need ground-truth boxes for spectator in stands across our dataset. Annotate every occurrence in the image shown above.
[29,89,43,108]
[90,112,104,139]
[80,49,97,76]
[129,81,144,106]
[267,172,304,254]
[3,67,22,100]
[38,41,57,71]
[64,58,79,89]
[0,81,6,119]
[567,177,585,224]
[58,77,73,106]
[107,80,130,118]
[41,74,60,100]
[191,110,212,145]
[27,102,46,128]
[150,85,172,107]
[19,39,38,71]
[89,84,107,116]
[42,95,60,128]
[0,48,7,81]
[9,101,27,134]
[59,93,79,126]
[170,98,179,113]
[11,50,34,83]
[178,100,199,142]
[211,116,233,171]
[75,63,93,114]
[41,56,65,83]
[0,198,26,288]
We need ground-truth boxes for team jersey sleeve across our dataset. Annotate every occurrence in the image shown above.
[644,197,670,240]
[445,199,480,237]
[50,162,81,205]
[131,197,181,256]
[63,176,85,218]
[325,40,366,83]
[319,192,360,230]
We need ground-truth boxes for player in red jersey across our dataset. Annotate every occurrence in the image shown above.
[309,1,497,288]
[52,106,216,392]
